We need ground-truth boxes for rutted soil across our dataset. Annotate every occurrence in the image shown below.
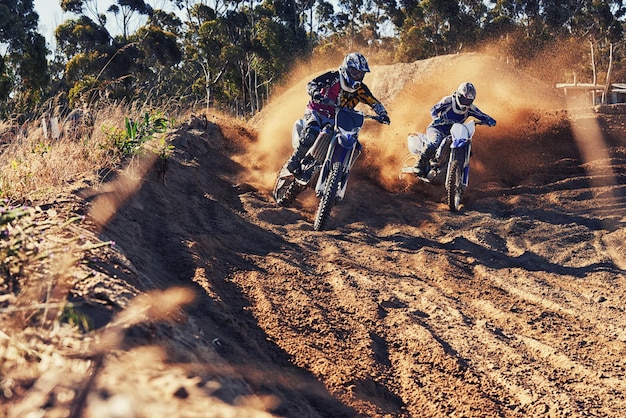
[2,53,625,418]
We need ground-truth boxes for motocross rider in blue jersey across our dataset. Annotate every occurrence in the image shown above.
[414,82,496,175]
[286,52,391,178]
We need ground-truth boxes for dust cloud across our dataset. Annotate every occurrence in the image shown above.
[239,56,338,191]
[241,51,592,196]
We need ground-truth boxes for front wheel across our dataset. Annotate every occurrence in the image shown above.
[446,158,464,212]
[313,161,342,231]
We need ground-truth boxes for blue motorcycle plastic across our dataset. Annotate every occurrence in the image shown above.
[274,107,387,230]
[400,119,485,212]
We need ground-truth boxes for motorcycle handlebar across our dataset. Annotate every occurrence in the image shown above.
[319,103,390,125]
[369,115,390,125]
[473,118,496,127]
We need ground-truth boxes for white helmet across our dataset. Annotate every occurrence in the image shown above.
[453,82,476,111]
[339,52,370,92]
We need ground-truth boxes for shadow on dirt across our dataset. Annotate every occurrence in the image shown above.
[87,118,363,416]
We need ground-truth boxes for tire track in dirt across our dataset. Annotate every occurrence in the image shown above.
[376,233,554,416]
[235,157,626,417]
[89,105,623,417]
[8,56,626,418]
[390,194,626,416]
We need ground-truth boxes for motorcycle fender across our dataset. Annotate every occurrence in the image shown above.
[292,119,304,149]
[451,136,469,149]
[337,133,358,149]
[407,133,426,155]
[450,120,475,149]
[330,140,354,166]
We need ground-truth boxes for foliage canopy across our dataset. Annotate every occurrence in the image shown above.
[1,0,625,119]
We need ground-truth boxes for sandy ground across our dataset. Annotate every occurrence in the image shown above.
[1,53,626,417]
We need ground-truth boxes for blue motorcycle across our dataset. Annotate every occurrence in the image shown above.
[274,107,387,230]
[400,119,486,212]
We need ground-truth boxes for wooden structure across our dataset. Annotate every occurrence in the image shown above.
[556,82,626,106]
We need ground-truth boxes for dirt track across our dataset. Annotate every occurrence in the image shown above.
[3,53,626,417]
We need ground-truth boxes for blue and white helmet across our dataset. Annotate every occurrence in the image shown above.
[453,82,476,111]
[339,52,370,93]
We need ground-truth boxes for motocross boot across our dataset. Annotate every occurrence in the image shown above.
[288,121,319,177]
[297,155,316,182]
[286,144,309,176]
[414,146,435,176]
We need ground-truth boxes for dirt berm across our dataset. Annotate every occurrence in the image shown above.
[3,53,626,417]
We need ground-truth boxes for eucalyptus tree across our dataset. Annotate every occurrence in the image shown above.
[239,0,309,113]
[180,2,239,110]
[131,10,184,102]
[57,0,165,107]
[483,0,519,38]
[308,0,393,56]
[571,0,626,99]
[395,0,481,61]
[178,0,309,114]
[0,0,49,115]
[255,2,309,96]
[314,0,338,37]
[334,0,372,44]
[421,0,464,52]
[484,0,625,87]
[107,0,154,40]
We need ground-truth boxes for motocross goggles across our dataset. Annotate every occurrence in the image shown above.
[347,66,365,81]
[458,95,473,106]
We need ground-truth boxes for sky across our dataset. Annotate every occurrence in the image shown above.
[34,0,67,49]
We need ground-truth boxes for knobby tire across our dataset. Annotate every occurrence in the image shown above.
[274,176,304,207]
[313,161,342,231]
[446,156,463,212]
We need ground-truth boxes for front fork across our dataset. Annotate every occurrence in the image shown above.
[446,142,471,187]
[315,138,359,199]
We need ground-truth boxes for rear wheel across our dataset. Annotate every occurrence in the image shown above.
[313,161,342,231]
[446,158,463,212]
[399,153,419,179]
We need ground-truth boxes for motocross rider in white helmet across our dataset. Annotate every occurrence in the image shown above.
[286,52,391,178]
[414,82,496,175]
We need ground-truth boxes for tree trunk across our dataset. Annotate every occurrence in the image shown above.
[603,43,614,105]
[590,40,596,85]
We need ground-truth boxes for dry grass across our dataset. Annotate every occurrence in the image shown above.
[0,101,198,416]
[0,101,189,203]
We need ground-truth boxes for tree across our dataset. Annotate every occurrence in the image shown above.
[25,0,626,116]
[131,10,183,101]
[395,0,475,61]
[0,0,49,114]
[56,0,167,107]
[107,0,154,39]
[572,0,626,102]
